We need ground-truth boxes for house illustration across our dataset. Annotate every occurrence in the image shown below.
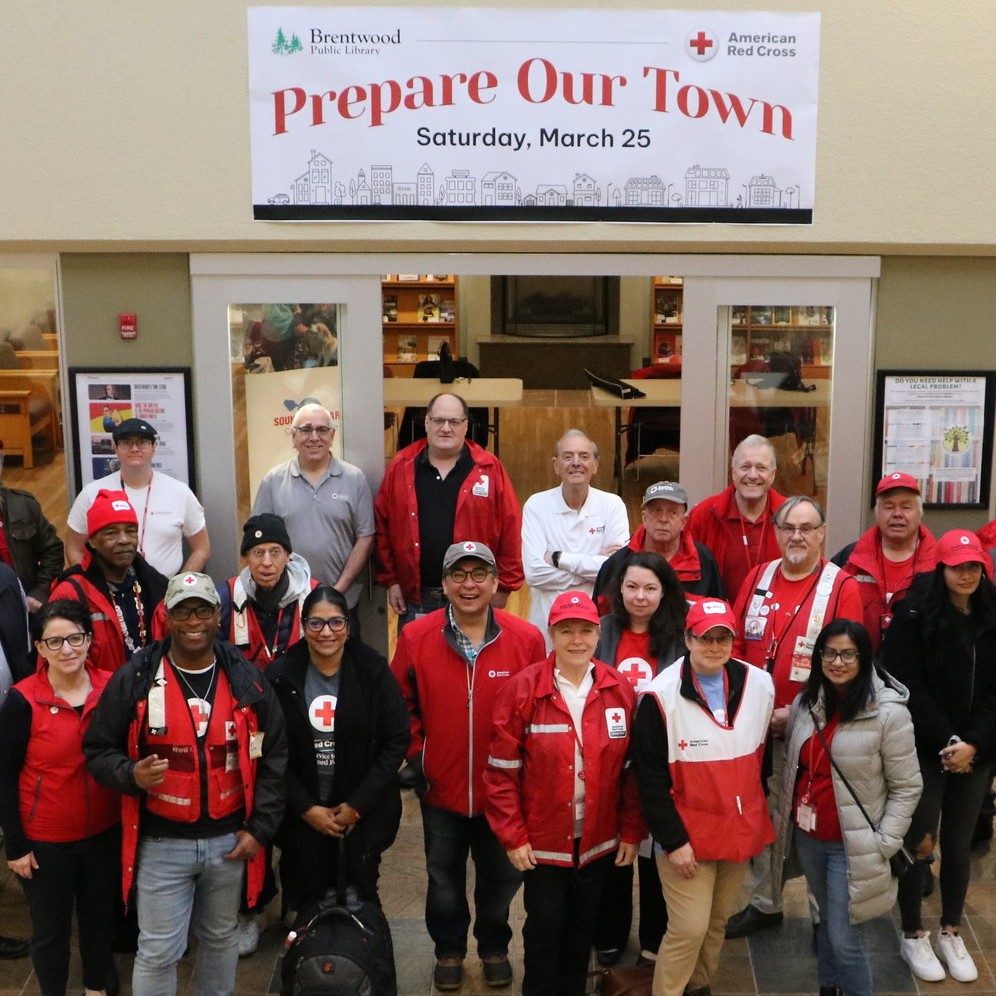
[535,184,568,206]
[572,173,600,207]
[746,174,777,207]
[624,175,665,206]
[685,165,729,207]
[370,165,393,204]
[417,164,435,205]
[481,171,520,206]
[442,169,476,205]
[293,150,334,205]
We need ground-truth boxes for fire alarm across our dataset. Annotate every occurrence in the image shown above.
[119,313,138,339]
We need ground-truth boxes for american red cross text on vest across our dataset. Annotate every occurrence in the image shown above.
[689,31,714,55]
[312,699,336,729]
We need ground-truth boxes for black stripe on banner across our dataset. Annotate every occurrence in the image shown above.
[252,204,812,225]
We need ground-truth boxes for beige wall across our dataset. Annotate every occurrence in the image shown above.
[1,1,993,254]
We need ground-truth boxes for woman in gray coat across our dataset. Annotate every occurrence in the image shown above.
[772,620,921,996]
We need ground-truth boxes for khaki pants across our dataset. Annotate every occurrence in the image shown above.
[653,856,747,996]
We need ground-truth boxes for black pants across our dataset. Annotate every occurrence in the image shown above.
[594,854,669,957]
[19,825,120,995]
[522,848,613,996]
[898,758,991,931]
[280,829,383,909]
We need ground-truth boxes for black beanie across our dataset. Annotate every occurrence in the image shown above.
[241,513,292,555]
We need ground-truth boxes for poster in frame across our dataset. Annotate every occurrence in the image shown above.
[873,369,995,509]
[68,367,196,492]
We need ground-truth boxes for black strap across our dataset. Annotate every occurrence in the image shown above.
[808,707,880,835]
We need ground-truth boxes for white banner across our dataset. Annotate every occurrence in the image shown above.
[248,7,820,223]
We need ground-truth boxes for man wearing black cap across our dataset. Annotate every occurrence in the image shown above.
[218,513,317,670]
[66,418,210,578]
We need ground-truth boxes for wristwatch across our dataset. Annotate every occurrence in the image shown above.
[552,551,561,569]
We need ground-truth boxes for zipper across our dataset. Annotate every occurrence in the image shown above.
[27,776,42,823]
[467,662,474,813]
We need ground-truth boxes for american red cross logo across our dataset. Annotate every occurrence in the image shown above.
[588,527,596,534]
[187,698,210,736]
[182,574,197,586]
[678,739,689,750]
[689,31,714,55]
[611,711,622,723]
[310,695,337,732]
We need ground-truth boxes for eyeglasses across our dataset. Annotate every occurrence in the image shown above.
[820,648,859,665]
[426,417,467,428]
[293,425,333,437]
[692,633,734,646]
[446,567,493,584]
[776,523,823,536]
[117,437,154,449]
[304,616,348,633]
[170,605,217,621]
[39,632,89,651]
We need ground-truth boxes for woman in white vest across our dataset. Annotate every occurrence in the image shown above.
[772,619,921,996]
[631,598,774,996]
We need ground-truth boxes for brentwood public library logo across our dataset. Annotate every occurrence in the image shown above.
[272,28,303,55]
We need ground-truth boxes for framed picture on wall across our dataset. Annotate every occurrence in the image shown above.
[68,367,195,491]
[873,369,995,509]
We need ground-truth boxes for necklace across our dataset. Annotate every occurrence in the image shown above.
[109,573,146,653]
[121,473,153,557]
[170,655,218,702]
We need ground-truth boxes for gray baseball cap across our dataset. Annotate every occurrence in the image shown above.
[165,572,221,610]
[442,541,497,572]
[642,481,688,507]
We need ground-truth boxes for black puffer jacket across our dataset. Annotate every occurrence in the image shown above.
[882,573,996,762]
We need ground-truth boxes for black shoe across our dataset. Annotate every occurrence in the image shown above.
[725,905,783,939]
[0,935,28,959]
[433,958,464,991]
[595,947,621,967]
[482,955,513,988]
[399,761,419,790]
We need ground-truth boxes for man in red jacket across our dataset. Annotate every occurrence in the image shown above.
[831,472,937,649]
[374,393,523,628]
[726,495,863,939]
[686,434,786,604]
[391,540,545,991]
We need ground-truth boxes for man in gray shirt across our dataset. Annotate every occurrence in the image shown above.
[252,404,374,630]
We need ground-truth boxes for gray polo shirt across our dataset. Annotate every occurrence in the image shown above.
[252,456,375,608]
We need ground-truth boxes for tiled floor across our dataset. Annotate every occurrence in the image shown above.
[1,795,993,993]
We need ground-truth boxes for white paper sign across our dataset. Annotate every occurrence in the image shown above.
[248,7,821,223]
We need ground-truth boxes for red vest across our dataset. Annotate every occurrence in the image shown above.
[16,667,120,843]
[225,576,307,669]
[142,662,245,824]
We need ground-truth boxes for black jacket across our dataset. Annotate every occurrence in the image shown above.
[82,638,288,847]
[882,573,996,762]
[266,637,409,860]
[0,487,64,603]
[0,563,30,683]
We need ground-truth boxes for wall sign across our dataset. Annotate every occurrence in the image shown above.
[874,371,995,509]
[248,7,821,223]
[69,368,195,490]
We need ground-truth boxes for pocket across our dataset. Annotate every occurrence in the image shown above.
[8,523,37,542]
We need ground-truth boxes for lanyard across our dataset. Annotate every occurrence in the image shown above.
[803,714,839,800]
[110,575,146,654]
[736,508,769,575]
[122,474,153,557]
[766,567,822,662]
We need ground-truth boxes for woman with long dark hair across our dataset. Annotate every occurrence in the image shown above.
[593,551,687,967]
[0,599,120,996]
[266,585,409,909]
[882,529,996,984]
[773,619,921,996]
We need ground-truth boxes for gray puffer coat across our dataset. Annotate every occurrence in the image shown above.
[771,669,922,924]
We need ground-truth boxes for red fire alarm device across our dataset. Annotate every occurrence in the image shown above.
[119,313,138,339]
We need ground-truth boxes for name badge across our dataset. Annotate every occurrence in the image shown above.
[788,635,813,684]
[472,474,490,498]
[796,801,816,832]
[249,732,265,759]
[148,683,167,731]
[744,616,766,641]
[605,707,627,739]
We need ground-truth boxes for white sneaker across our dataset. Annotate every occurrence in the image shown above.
[236,914,260,958]
[938,931,978,983]
[900,932,946,982]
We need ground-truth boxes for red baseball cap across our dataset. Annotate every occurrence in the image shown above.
[937,529,987,568]
[685,598,737,636]
[876,472,920,496]
[548,591,600,628]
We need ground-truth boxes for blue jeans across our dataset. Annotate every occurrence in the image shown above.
[795,830,873,996]
[420,801,522,959]
[131,832,244,996]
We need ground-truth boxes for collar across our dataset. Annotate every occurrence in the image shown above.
[290,456,340,480]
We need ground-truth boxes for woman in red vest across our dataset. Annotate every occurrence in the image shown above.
[0,599,120,996]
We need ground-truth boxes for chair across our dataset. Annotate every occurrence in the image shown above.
[397,356,490,448]
[0,342,59,467]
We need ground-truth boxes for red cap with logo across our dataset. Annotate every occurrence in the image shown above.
[936,529,987,568]
[876,472,920,496]
[86,489,138,538]
[685,598,738,636]
[547,590,600,628]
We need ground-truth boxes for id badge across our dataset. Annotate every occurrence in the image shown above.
[249,732,264,759]
[788,635,813,683]
[744,616,767,641]
[224,749,239,773]
[796,801,816,832]
[880,612,893,632]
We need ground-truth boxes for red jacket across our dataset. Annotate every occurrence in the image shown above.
[49,550,167,672]
[686,485,786,604]
[391,607,545,816]
[978,520,996,554]
[373,439,523,601]
[838,524,937,648]
[14,665,119,844]
[484,655,645,867]
[732,559,864,708]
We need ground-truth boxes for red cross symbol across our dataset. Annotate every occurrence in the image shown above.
[182,574,197,586]
[588,527,597,534]
[611,711,622,723]
[312,698,336,730]
[689,31,714,55]
[678,739,688,750]
[188,698,209,735]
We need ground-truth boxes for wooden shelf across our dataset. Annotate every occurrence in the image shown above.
[651,277,683,363]
[382,275,458,365]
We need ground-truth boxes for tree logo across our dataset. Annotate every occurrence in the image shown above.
[272,28,303,55]
[943,425,971,454]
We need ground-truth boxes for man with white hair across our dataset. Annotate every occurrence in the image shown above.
[521,429,629,646]
[253,403,374,629]
[832,472,937,649]
[686,434,786,604]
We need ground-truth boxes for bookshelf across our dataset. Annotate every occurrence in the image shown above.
[382,275,457,374]
[650,277,683,363]
[730,305,834,377]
